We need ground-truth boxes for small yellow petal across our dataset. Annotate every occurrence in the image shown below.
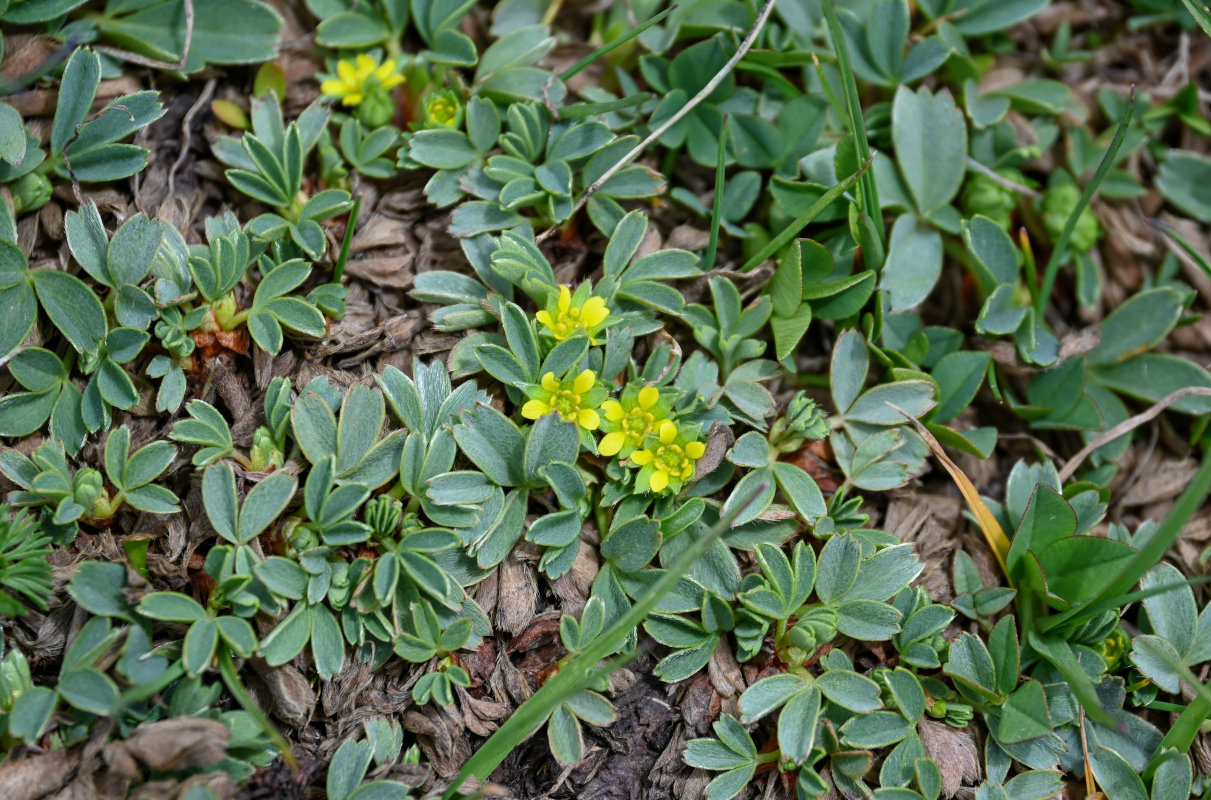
[578,408,600,431]
[599,431,626,456]
[581,297,609,327]
[658,420,677,444]
[356,54,375,73]
[573,369,595,395]
[521,400,549,420]
[685,441,705,459]
[375,61,395,80]
[631,449,654,466]
[337,60,356,81]
[321,79,346,97]
[649,470,669,492]
[541,372,559,392]
[558,285,571,312]
[637,386,659,411]
[382,74,405,90]
[602,400,624,422]
[342,94,363,106]
[536,310,553,329]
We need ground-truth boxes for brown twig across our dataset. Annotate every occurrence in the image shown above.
[168,78,217,197]
[62,104,135,206]
[1057,386,1211,482]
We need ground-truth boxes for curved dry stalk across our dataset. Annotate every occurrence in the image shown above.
[1057,386,1211,482]
[535,0,778,244]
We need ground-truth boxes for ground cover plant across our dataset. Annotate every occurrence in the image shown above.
[6,0,1211,798]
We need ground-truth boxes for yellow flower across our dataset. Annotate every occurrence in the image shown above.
[630,421,706,494]
[521,370,607,431]
[536,285,610,344]
[320,54,404,107]
[598,384,674,458]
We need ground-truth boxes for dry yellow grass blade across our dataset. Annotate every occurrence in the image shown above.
[888,404,1011,579]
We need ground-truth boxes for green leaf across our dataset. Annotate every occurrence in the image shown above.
[1087,287,1184,366]
[816,669,882,713]
[840,711,914,748]
[202,463,239,544]
[931,351,990,424]
[316,10,390,47]
[1089,746,1148,800]
[410,129,479,170]
[311,603,345,680]
[0,103,26,166]
[51,47,100,156]
[453,404,526,486]
[892,86,966,216]
[886,667,926,722]
[259,603,314,666]
[8,686,55,743]
[216,615,257,657]
[881,215,943,311]
[183,617,219,676]
[547,703,584,765]
[777,685,821,764]
[31,270,106,355]
[239,472,297,544]
[58,667,119,715]
[997,680,1052,743]
[139,591,206,623]
[944,632,999,700]
[1038,536,1135,606]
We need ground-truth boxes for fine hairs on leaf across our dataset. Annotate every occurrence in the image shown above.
[443,480,771,799]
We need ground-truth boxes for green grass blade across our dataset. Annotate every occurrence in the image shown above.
[333,195,361,284]
[1034,91,1134,314]
[1037,576,1211,636]
[739,156,871,272]
[443,482,771,799]
[821,0,883,248]
[1149,218,1211,281]
[559,5,678,82]
[1180,0,1211,38]
[701,117,729,273]
[560,93,653,119]
[218,648,297,770]
[1027,631,1117,728]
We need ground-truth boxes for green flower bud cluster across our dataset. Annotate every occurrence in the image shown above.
[366,495,403,541]
[248,427,284,472]
[960,169,1027,231]
[770,391,830,452]
[787,606,837,654]
[926,697,974,728]
[1041,178,1102,252]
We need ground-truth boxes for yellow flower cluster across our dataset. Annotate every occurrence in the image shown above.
[536,285,609,344]
[519,289,704,494]
[522,370,605,431]
[631,420,707,493]
[320,54,404,107]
